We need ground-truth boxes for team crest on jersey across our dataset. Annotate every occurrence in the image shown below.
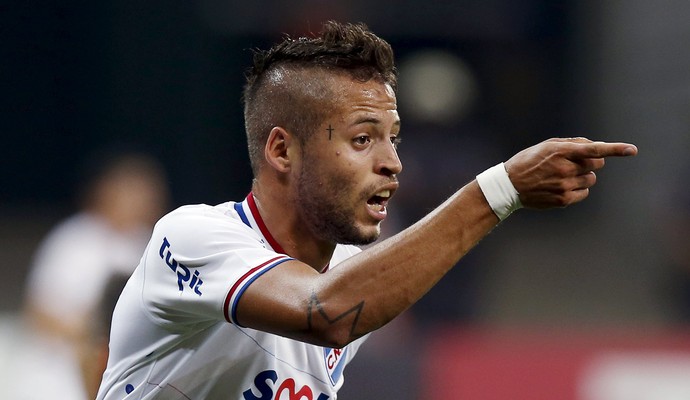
[323,347,347,386]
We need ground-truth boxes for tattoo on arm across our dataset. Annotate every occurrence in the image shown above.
[307,290,365,340]
[326,124,334,140]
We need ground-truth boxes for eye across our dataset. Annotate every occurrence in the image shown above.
[390,135,402,149]
[353,135,371,147]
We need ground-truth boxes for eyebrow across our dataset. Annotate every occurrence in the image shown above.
[352,116,401,131]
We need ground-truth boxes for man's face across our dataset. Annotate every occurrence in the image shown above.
[295,75,402,245]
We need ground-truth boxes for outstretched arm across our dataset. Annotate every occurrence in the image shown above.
[237,138,637,347]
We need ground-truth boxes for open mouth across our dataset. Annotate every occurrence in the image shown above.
[367,189,391,213]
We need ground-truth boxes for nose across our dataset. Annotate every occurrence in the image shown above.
[375,141,403,177]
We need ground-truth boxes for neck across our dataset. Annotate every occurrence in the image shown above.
[251,181,336,272]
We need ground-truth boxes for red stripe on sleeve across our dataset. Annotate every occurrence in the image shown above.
[223,255,286,323]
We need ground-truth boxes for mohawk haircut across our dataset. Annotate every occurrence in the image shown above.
[242,21,397,175]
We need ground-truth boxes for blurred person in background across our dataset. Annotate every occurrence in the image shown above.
[19,150,170,399]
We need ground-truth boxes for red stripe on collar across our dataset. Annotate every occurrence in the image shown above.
[246,193,287,255]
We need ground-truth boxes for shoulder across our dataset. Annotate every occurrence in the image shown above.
[151,202,263,256]
[31,212,109,262]
[41,212,107,241]
[157,203,247,234]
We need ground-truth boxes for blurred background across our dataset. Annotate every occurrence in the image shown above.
[2,0,690,399]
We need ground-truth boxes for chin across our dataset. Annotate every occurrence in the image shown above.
[346,225,381,246]
[340,236,379,246]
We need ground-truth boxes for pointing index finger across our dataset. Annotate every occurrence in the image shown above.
[569,141,638,159]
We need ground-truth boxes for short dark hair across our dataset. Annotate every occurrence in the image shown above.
[242,21,397,175]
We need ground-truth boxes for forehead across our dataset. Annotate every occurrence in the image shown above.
[330,75,398,118]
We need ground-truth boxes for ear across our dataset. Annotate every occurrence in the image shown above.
[264,126,296,173]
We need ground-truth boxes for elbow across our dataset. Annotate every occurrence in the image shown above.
[311,325,362,349]
[305,297,369,348]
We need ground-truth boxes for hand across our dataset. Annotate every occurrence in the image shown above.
[504,137,638,209]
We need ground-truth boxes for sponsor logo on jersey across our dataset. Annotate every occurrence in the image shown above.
[242,370,330,400]
[323,347,347,386]
[159,237,203,295]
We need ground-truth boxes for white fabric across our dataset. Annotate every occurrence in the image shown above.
[1,314,87,400]
[20,212,150,400]
[476,162,522,220]
[97,200,366,400]
[26,212,150,327]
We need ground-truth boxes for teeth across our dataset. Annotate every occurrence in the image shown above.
[369,203,384,212]
[375,190,390,198]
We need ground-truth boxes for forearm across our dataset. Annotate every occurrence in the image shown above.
[310,180,499,345]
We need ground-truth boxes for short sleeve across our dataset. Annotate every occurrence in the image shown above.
[139,204,293,328]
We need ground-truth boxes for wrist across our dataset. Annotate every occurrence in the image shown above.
[476,162,522,220]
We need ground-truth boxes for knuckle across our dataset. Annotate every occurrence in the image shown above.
[556,180,571,193]
[554,195,569,207]
[588,171,597,185]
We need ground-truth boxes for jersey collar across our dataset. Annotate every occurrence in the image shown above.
[234,192,287,254]
[233,193,331,273]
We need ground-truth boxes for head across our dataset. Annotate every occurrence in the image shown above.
[243,21,397,175]
[78,151,170,231]
[243,21,402,245]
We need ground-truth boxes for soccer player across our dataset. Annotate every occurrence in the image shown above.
[23,151,169,399]
[97,21,637,399]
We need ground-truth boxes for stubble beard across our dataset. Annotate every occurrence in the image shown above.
[296,164,381,246]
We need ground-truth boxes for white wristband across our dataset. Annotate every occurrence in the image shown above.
[476,162,522,220]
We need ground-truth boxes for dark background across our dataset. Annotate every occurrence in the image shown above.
[2,1,570,208]
[2,1,690,398]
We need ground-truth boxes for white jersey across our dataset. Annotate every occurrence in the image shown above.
[97,194,367,400]
[27,212,150,329]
